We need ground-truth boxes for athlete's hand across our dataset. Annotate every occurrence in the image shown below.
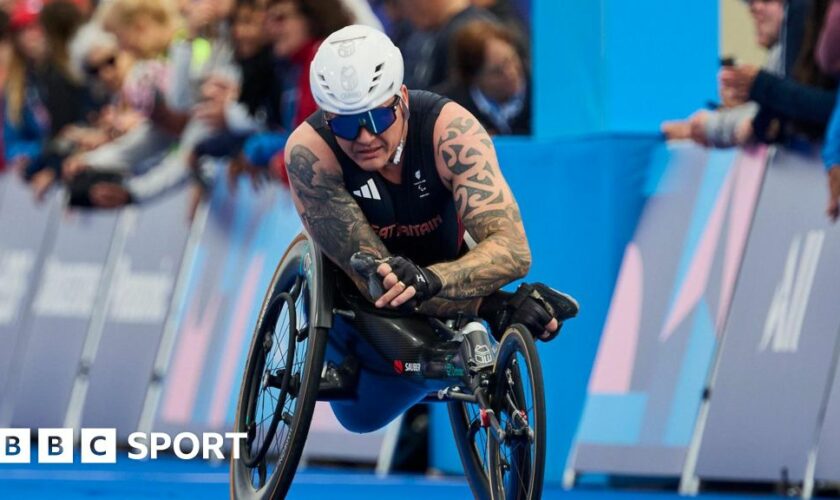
[479,283,578,342]
[374,256,442,309]
[349,253,441,309]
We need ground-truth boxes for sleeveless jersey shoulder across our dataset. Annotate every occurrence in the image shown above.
[302,90,464,265]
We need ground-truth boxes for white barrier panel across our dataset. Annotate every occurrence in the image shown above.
[690,149,840,483]
[72,189,193,439]
[0,175,61,426]
[151,178,302,436]
[149,178,392,463]
[6,207,120,429]
[816,359,840,483]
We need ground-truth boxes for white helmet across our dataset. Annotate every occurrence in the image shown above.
[310,25,404,115]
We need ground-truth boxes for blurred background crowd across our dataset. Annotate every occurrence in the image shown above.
[0,0,532,215]
[662,0,839,220]
[0,0,838,218]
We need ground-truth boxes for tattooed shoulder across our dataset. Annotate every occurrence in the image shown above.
[435,114,509,221]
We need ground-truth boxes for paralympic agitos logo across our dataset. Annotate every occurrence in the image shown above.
[0,428,247,463]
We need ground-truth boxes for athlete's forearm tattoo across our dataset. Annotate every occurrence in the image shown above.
[286,144,390,297]
[428,116,531,300]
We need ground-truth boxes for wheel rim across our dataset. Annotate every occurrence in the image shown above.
[492,337,540,500]
[240,274,311,490]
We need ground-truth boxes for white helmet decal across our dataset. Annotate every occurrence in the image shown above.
[311,25,404,114]
[340,66,358,91]
[337,40,356,58]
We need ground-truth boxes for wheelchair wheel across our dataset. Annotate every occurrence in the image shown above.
[487,324,546,500]
[231,235,327,500]
[450,399,492,500]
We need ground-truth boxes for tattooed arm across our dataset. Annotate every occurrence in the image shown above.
[284,124,390,298]
[418,104,531,314]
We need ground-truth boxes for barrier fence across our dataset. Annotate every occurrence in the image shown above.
[567,145,840,498]
[0,172,392,464]
[0,139,836,491]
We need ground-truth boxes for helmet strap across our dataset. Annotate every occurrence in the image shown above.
[391,100,410,165]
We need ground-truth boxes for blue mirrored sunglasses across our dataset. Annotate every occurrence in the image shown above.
[326,96,401,141]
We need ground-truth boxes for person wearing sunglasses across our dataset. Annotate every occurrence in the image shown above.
[284,24,578,342]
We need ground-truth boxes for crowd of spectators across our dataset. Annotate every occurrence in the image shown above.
[662,0,840,222]
[0,0,532,214]
[5,0,834,220]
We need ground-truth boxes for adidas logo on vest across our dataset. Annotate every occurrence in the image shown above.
[352,179,381,200]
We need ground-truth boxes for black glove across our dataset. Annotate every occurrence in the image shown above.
[385,256,442,303]
[479,283,579,341]
[350,253,442,306]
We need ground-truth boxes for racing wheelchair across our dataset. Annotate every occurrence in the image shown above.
[230,233,547,499]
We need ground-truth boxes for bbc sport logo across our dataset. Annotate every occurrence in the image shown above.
[0,428,247,463]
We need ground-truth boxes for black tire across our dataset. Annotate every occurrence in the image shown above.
[487,324,546,500]
[450,400,492,500]
[231,234,327,500]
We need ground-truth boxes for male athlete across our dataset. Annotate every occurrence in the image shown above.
[284,25,577,340]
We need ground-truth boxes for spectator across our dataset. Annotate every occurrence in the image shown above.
[3,0,48,172]
[66,0,238,210]
[661,0,785,147]
[23,0,95,193]
[24,21,141,201]
[180,0,270,218]
[395,0,495,90]
[37,0,90,137]
[470,0,528,45]
[440,20,529,135]
[720,0,836,145]
[817,0,840,221]
[223,0,354,185]
[817,0,840,73]
[188,0,270,170]
[0,8,10,172]
[62,0,182,208]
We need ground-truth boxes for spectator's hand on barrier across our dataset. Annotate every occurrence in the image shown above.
[68,127,110,151]
[734,117,754,146]
[688,111,710,146]
[111,108,145,136]
[227,153,268,193]
[10,156,30,176]
[89,182,131,209]
[661,112,709,146]
[62,154,88,181]
[30,169,56,202]
[660,119,692,141]
[828,166,840,222]
[719,65,759,107]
